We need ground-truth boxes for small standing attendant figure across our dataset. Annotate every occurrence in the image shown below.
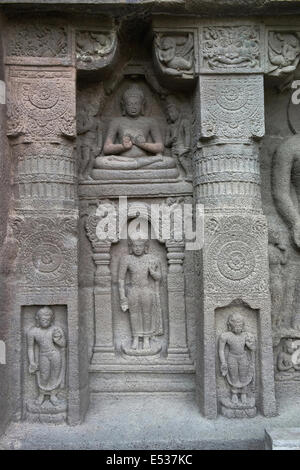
[27,306,66,407]
[218,313,256,417]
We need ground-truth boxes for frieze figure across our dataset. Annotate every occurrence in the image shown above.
[165,96,192,180]
[77,101,102,180]
[268,228,288,330]
[276,338,300,380]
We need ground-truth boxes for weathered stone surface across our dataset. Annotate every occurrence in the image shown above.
[1,0,300,450]
[265,428,300,450]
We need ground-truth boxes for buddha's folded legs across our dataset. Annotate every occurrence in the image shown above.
[94,155,176,170]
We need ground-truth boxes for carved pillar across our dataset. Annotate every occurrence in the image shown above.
[5,19,88,424]
[85,215,116,364]
[194,23,277,418]
[166,241,191,363]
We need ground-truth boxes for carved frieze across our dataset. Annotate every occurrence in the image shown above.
[201,26,261,73]
[7,67,76,142]
[11,216,78,287]
[199,75,265,139]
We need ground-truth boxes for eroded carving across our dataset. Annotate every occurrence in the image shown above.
[268,228,288,330]
[165,96,192,180]
[6,22,68,58]
[77,100,102,180]
[268,32,300,76]
[219,313,256,418]
[76,31,117,66]
[154,33,194,78]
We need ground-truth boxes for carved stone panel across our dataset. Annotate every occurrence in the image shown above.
[11,216,78,288]
[7,67,76,143]
[201,25,262,73]
[5,20,72,65]
[204,215,269,298]
[199,75,265,139]
[273,330,300,382]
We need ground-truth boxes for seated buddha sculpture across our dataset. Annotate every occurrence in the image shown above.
[93,84,177,175]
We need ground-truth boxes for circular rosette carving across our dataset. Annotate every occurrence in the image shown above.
[20,231,74,285]
[32,243,62,273]
[207,230,265,293]
[21,80,71,123]
[217,241,255,281]
[215,83,248,111]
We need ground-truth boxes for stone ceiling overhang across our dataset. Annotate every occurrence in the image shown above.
[1,0,300,18]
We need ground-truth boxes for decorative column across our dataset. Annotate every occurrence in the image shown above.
[85,214,116,364]
[166,241,192,364]
[194,23,276,418]
[5,18,88,424]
